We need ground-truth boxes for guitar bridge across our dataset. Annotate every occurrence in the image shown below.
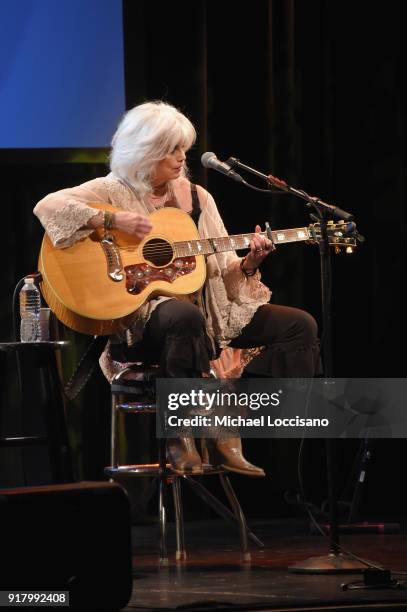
[101,235,124,282]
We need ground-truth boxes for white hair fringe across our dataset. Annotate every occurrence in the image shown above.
[110,101,196,197]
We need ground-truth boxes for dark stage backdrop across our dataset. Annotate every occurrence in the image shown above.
[0,1,406,519]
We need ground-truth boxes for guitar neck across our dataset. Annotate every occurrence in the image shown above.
[174,227,310,257]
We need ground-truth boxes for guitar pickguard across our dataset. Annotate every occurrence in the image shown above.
[125,257,196,294]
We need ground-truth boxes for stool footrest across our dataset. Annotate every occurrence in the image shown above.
[105,464,163,477]
[117,402,157,413]
[105,463,228,478]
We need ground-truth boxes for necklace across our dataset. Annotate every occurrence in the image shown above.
[151,183,168,197]
[118,176,171,214]
[147,184,174,208]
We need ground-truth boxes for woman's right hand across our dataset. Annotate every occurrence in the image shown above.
[112,211,153,239]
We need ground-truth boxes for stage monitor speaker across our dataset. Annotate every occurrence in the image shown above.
[0,481,133,610]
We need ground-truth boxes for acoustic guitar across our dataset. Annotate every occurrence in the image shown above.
[38,203,358,335]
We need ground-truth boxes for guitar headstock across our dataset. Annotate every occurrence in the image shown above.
[308,220,362,254]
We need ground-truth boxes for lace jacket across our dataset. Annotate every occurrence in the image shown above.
[33,173,271,379]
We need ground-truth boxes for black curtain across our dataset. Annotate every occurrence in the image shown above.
[124,0,407,375]
[1,0,405,516]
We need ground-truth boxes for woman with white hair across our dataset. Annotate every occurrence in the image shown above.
[34,101,319,477]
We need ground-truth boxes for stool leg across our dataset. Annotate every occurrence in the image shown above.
[158,438,169,566]
[172,477,186,562]
[110,393,120,468]
[219,473,251,563]
[184,476,263,548]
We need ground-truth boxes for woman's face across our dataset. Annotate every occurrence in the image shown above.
[152,145,187,186]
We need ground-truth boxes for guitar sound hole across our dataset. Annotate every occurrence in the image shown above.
[142,238,173,267]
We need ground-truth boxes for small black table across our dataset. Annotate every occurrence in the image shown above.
[0,341,74,484]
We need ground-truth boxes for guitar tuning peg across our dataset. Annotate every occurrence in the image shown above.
[346,246,354,254]
[327,220,334,225]
[334,246,341,255]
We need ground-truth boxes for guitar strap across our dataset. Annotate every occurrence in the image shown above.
[190,183,201,224]
[63,335,108,401]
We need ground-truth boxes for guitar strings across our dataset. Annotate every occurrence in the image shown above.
[118,235,267,253]
[103,225,347,257]
[121,239,253,249]
[116,229,313,255]
[119,245,242,255]
[119,236,299,254]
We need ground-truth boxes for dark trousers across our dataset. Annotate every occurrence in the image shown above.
[129,299,320,378]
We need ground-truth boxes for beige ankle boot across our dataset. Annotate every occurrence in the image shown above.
[201,436,265,477]
[167,437,203,475]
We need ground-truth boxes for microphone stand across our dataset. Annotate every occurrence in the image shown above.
[228,158,367,574]
[288,204,365,574]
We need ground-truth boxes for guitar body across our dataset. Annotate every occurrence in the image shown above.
[38,205,206,335]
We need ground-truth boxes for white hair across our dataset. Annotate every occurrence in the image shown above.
[110,101,196,197]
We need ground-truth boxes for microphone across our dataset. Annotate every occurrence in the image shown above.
[201,152,244,183]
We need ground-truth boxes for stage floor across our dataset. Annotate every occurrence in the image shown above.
[124,518,407,611]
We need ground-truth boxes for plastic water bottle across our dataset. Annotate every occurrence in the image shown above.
[19,277,41,342]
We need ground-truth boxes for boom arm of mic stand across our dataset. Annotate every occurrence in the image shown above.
[226,158,286,194]
[228,158,354,221]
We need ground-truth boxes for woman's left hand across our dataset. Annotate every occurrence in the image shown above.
[243,225,274,272]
